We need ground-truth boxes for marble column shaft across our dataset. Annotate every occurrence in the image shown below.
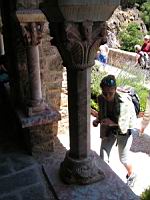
[0,34,5,55]
[26,45,42,105]
[67,68,91,159]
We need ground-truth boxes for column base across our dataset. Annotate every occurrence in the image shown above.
[59,150,105,185]
[26,101,47,116]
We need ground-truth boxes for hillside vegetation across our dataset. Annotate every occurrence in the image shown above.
[107,1,150,52]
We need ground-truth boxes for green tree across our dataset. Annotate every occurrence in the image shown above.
[119,22,143,52]
[141,1,150,31]
[121,0,147,8]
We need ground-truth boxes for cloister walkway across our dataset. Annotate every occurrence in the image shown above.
[58,61,150,197]
[0,91,139,200]
[0,62,149,199]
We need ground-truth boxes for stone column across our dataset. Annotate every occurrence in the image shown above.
[56,21,107,184]
[0,33,5,55]
[26,45,42,105]
[17,10,47,116]
[23,22,46,116]
[16,10,61,155]
[40,0,119,184]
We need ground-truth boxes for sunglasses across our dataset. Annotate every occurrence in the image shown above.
[102,79,116,87]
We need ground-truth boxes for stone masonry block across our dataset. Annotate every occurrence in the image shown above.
[21,183,48,200]
[0,164,12,177]
[0,168,39,195]
[0,195,19,200]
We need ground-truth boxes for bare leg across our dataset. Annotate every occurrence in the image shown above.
[123,163,133,177]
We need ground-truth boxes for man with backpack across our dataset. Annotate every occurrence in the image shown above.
[93,75,138,188]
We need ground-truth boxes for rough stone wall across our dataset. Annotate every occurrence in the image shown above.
[33,22,64,153]
[39,22,63,111]
[29,124,54,154]
[40,22,69,136]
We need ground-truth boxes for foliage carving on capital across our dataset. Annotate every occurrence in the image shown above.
[21,22,44,46]
[65,21,107,70]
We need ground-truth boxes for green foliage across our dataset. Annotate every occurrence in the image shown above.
[119,22,143,52]
[91,62,107,97]
[135,0,147,3]
[116,71,149,112]
[116,66,149,112]
[140,1,150,31]
[141,186,150,200]
[91,99,99,111]
[90,62,107,111]
[121,0,147,8]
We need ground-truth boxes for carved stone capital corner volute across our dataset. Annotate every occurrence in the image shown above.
[21,22,44,46]
[64,21,107,70]
[16,9,47,46]
[59,150,105,185]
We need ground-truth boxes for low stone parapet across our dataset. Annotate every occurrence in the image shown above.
[108,48,136,68]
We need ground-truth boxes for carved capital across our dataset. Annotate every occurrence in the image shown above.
[21,22,44,46]
[64,21,107,70]
[59,150,105,185]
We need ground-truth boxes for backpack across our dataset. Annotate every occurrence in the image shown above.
[139,52,150,69]
[117,86,140,116]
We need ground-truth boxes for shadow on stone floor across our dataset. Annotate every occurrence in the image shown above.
[0,88,27,153]
[0,87,141,200]
[131,130,150,156]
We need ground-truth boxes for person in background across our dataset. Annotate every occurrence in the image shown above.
[134,44,149,68]
[96,38,109,66]
[139,91,150,134]
[141,35,150,55]
[93,75,137,187]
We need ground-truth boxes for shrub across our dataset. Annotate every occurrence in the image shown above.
[91,61,107,98]
[141,186,150,200]
[119,22,144,52]
[91,62,107,111]
[140,1,150,31]
[121,0,147,9]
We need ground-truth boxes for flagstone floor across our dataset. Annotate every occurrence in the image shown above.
[58,115,150,197]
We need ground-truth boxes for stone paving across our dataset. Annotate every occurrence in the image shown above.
[0,152,53,200]
[57,116,150,198]
[0,100,141,200]
[43,148,139,200]
[0,93,55,200]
